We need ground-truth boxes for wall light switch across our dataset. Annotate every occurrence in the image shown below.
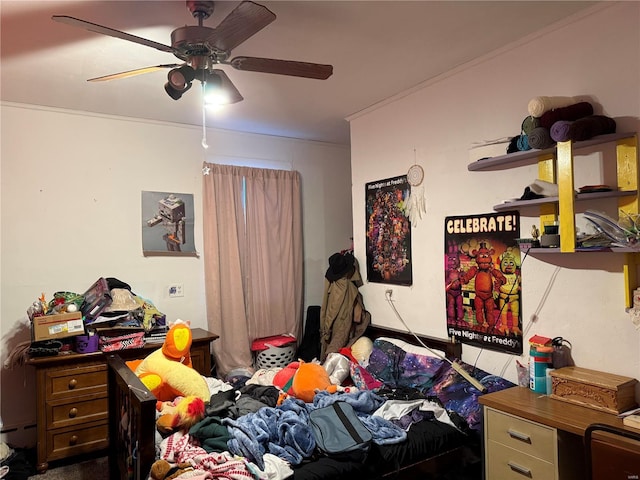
[168,284,184,298]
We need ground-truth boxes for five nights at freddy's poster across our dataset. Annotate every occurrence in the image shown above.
[365,175,413,286]
[444,211,523,354]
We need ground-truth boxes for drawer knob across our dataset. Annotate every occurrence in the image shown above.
[507,461,532,477]
[68,379,77,389]
[69,435,78,445]
[507,428,532,443]
[68,408,78,418]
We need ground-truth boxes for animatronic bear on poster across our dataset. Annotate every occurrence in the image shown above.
[444,212,523,354]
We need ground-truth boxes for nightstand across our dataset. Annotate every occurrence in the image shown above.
[27,328,218,473]
[480,386,635,480]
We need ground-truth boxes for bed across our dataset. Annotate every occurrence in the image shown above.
[106,324,514,480]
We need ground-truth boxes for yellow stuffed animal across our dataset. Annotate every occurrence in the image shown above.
[133,320,210,402]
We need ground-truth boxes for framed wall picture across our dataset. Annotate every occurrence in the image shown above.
[365,175,413,286]
[141,191,197,257]
[444,211,522,354]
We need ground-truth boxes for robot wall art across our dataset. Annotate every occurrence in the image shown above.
[141,191,197,256]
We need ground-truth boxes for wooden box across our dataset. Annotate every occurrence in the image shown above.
[550,366,638,414]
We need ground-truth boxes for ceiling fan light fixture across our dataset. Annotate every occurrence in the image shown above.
[164,65,196,100]
[203,72,231,106]
[167,65,196,89]
[164,80,192,100]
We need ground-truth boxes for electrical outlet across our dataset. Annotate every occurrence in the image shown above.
[168,284,184,298]
[385,289,393,298]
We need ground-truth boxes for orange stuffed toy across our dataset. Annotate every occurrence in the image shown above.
[274,361,339,404]
[132,320,210,402]
[293,361,338,403]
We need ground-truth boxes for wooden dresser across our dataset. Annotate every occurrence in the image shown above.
[27,328,218,473]
[480,385,638,480]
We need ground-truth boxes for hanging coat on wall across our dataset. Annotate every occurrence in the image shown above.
[320,252,371,361]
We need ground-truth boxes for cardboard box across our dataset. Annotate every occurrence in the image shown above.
[32,312,85,341]
[550,366,638,414]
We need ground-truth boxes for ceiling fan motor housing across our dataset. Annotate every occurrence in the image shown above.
[171,26,227,62]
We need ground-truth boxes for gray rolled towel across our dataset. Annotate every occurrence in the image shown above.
[528,127,555,149]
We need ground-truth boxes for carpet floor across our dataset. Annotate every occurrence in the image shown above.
[26,455,109,480]
[16,455,481,480]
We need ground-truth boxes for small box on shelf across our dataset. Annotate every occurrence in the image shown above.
[32,312,84,341]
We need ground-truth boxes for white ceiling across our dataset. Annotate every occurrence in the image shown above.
[1,1,598,146]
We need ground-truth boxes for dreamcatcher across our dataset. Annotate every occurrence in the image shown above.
[405,150,426,225]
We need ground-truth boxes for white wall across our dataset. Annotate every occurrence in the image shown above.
[0,104,351,445]
[349,2,640,385]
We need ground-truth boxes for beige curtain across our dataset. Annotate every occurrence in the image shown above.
[202,163,303,376]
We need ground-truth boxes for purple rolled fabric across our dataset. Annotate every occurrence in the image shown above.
[550,120,572,142]
[539,101,594,129]
[528,127,555,149]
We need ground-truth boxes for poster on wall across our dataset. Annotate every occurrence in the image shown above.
[444,211,523,354]
[141,191,198,257]
[365,175,413,286]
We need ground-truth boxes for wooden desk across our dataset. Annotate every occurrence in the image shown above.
[27,328,218,473]
[479,386,638,480]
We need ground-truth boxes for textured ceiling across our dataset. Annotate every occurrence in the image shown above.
[1,1,598,145]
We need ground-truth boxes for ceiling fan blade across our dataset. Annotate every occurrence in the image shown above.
[52,15,175,53]
[212,69,244,104]
[207,1,276,53]
[229,56,333,80]
[87,64,182,82]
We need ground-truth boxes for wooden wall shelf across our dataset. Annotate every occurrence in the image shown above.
[469,132,639,308]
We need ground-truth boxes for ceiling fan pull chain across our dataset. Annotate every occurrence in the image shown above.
[201,81,209,149]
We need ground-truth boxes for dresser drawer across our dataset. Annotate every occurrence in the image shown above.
[487,440,556,479]
[45,421,109,461]
[486,407,556,461]
[48,396,108,429]
[45,363,107,401]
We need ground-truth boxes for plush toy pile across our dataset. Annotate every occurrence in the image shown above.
[133,324,384,479]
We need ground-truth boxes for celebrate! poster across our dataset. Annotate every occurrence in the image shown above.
[365,175,413,286]
[444,211,523,354]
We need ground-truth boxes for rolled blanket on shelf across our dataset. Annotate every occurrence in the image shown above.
[521,116,540,135]
[507,135,520,154]
[516,134,531,151]
[550,120,572,142]
[528,95,576,117]
[567,115,616,141]
[539,101,594,129]
[528,127,555,149]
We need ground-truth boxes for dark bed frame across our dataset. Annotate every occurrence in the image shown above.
[107,325,464,480]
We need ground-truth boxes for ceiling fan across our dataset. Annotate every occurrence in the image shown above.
[52,0,333,105]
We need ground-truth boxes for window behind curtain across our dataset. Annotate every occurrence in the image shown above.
[202,162,302,376]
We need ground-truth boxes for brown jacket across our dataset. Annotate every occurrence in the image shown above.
[320,259,370,361]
